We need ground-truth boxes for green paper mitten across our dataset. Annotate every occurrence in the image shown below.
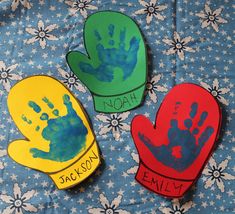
[66,11,147,113]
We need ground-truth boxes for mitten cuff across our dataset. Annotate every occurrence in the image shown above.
[93,84,146,113]
[135,161,194,198]
[48,141,100,189]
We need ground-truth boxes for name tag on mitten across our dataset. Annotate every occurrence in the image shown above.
[7,76,101,189]
[131,83,221,198]
[66,11,147,113]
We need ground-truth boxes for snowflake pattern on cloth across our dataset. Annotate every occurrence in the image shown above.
[0,183,37,214]
[0,0,234,213]
[162,31,195,60]
[195,3,228,32]
[0,61,22,92]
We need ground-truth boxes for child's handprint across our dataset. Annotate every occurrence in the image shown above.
[22,94,88,162]
[79,24,140,82]
[140,102,214,171]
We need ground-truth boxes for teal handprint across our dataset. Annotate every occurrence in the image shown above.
[79,24,140,82]
[141,102,214,171]
[66,11,147,113]
[22,94,88,162]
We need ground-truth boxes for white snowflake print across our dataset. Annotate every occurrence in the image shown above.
[96,112,130,141]
[0,183,37,214]
[65,0,98,18]
[25,20,58,49]
[135,0,167,24]
[11,0,32,11]
[0,61,22,92]
[146,74,167,103]
[127,152,139,174]
[58,68,86,93]
[202,156,235,192]
[88,193,130,214]
[39,0,45,5]
[200,78,230,106]
[0,148,7,170]
[162,32,195,60]
[196,4,227,32]
[159,199,193,214]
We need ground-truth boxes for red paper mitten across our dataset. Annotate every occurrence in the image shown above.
[131,83,221,198]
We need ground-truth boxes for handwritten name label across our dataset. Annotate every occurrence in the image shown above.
[49,147,100,189]
[136,163,190,197]
[142,171,183,195]
[103,92,137,111]
[59,150,98,184]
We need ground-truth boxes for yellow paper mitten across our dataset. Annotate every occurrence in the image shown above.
[7,75,100,189]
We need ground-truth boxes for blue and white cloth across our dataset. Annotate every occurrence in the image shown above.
[0,0,234,213]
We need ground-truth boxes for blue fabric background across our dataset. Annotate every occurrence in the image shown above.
[0,0,234,213]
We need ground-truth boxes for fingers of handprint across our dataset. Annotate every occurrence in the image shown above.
[40,97,60,119]
[109,39,115,46]
[22,97,61,133]
[198,127,214,146]
[94,26,115,46]
[52,109,59,116]
[96,44,107,61]
[170,119,178,128]
[96,44,116,63]
[21,101,47,132]
[168,119,178,139]
[94,30,102,41]
[41,97,59,117]
[28,101,41,113]
[63,94,75,116]
[189,102,198,118]
[40,113,49,121]
[21,115,32,124]
[22,114,41,132]
[62,94,84,126]
[42,97,54,109]
[187,103,209,135]
[192,128,199,135]
[198,111,208,127]
[128,37,140,53]
[109,40,115,46]
[184,119,193,129]
[108,24,114,37]
[29,100,51,120]
[108,24,115,45]
[119,28,126,49]
[30,101,50,122]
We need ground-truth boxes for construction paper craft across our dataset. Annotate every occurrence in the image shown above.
[131,83,221,198]
[7,76,101,189]
[66,11,147,113]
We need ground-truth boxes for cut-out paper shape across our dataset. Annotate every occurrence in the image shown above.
[131,83,221,198]
[66,11,147,113]
[7,76,101,189]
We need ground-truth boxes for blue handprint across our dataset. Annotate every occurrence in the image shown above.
[79,24,140,82]
[140,102,214,171]
[22,94,88,162]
